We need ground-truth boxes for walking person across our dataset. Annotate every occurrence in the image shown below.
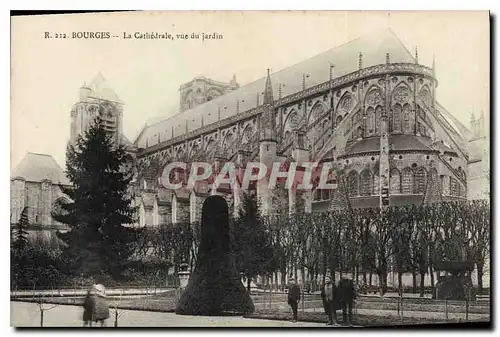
[82,284,110,327]
[287,278,301,322]
[323,276,337,326]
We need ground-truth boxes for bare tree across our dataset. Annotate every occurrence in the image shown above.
[461,200,490,294]
[371,207,400,295]
[390,205,415,292]
[35,294,58,327]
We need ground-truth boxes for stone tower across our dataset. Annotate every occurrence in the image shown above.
[179,76,239,112]
[468,110,490,199]
[257,69,277,216]
[69,73,124,147]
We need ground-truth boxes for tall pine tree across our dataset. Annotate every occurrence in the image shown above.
[53,116,139,278]
[13,206,29,252]
[231,191,278,292]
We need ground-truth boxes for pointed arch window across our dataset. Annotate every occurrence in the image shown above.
[314,188,322,201]
[283,130,291,144]
[321,119,328,133]
[390,169,401,194]
[366,107,374,135]
[222,132,234,151]
[401,168,415,194]
[360,170,373,196]
[242,125,254,144]
[322,189,330,200]
[415,167,427,194]
[287,111,299,130]
[450,177,459,196]
[393,104,402,133]
[309,103,325,126]
[375,106,383,134]
[402,104,411,134]
[373,173,380,195]
[347,170,359,197]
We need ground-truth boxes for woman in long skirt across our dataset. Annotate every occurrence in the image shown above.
[82,284,110,327]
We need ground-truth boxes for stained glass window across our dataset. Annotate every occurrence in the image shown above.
[360,170,373,196]
[314,188,321,201]
[322,189,330,200]
[402,104,411,134]
[288,111,298,129]
[415,167,427,194]
[375,106,383,134]
[373,173,380,195]
[393,104,402,133]
[450,177,459,196]
[366,107,374,135]
[348,171,359,196]
[390,169,401,194]
[402,168,414,194]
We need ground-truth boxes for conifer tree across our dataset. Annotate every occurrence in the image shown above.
[231,191,277,292]
[53,114,139,278]
[13,207,29,252]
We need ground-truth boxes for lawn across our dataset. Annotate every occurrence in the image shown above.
[13,291,490,327]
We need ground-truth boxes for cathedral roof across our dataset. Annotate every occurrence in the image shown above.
[11,152,71,185]
[431,140,456,155]
[389,134,435,152]
[436,102,471,141]
[343,137,380,155]
[342,134,435,157]
[86,72,123,104]
[120,134,136,151]
[136,29,416,147]
[467,139,486,162]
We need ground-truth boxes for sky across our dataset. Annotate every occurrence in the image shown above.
[10,11,490,171]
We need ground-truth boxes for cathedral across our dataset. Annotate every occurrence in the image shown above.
[11,29,490,229]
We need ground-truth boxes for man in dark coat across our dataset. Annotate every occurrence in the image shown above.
[287,278,301,322]
[322,276,337,325]
[337,278,356,326]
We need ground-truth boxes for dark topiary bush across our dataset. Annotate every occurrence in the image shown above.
[176,196,254,316]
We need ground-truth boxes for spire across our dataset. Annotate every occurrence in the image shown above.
[263,69,274,105]
[415,46,419,64]
[229,74,239,88]
[329,63,335,80]
[358,52,363,70]
[470,107,476,123]
[386,52,391,65]
[432,53,436,76]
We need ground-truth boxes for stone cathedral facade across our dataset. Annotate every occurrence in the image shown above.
[11,29,489,229]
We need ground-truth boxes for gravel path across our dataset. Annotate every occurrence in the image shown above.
[11,301,329,328]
